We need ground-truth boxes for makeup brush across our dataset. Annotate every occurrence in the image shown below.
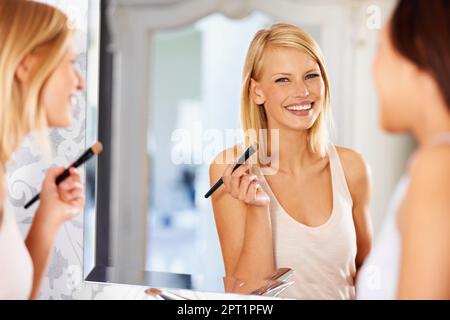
[204,144,257,198]
[24,142,103,209]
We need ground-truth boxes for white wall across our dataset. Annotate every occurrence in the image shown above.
[345,0,414,235]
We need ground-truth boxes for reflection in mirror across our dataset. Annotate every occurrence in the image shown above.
[85,2,304,295]
[84,0,414,299]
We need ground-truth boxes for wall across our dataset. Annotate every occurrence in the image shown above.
[150,27,202,215]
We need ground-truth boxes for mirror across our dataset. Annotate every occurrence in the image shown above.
[84,0,414,299]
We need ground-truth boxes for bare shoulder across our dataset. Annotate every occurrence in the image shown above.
[397,144,450,298]
[209,144,244,177]
[334,146,371,192]
[400,145,450,259]
[410,144,450,176]
[408,144,450,193]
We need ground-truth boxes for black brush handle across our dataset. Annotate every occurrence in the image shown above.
[24,193,40,209]
[24,148,96,209]
[24,168,73,209]
[204,145,256,198]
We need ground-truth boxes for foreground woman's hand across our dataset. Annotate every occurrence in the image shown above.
[36,166,85,229]
[26,166,85,299]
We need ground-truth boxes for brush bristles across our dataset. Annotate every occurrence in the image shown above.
[91,142,103,155]
[145,288,161,295]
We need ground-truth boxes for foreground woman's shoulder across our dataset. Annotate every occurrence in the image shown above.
[408,144,450,188]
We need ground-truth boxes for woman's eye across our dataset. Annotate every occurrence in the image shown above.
[275,77,289,83]
[305,73,320,80]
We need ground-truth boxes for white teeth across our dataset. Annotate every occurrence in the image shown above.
[286,104,312,111]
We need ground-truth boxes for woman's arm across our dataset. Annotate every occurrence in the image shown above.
[25,167,85,299]
[338,147,373,271]
[210,147,275,293]
[397,146,450,299]
[25,208,59,300]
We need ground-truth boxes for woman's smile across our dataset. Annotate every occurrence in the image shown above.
[284,101,315,117]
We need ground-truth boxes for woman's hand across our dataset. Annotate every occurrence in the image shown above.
[36,166,85,230]
[222,160,270,207]
[25,166,84,300]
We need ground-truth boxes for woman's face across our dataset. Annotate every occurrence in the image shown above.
[41,44,85,127]
[251,46,325,132]
[373,24,421,133]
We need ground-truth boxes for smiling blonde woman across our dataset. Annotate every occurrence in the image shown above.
[209,23,373,299]
[0,0,85,299]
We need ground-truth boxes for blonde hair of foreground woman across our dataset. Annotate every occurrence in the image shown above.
[0,0,75,165]
[0,0,76,228]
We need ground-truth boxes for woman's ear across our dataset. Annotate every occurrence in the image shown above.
[15,54,37,83]
[250,78,265,106]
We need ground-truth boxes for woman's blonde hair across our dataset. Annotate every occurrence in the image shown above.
[241,23,331,159]
[0,0,75,165]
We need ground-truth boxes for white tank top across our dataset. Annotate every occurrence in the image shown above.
[252,144,357,299]
[0,198,33,299]
[356,133,450,299]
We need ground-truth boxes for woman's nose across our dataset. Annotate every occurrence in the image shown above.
[76,70,85,91]
[294,80,309,98]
